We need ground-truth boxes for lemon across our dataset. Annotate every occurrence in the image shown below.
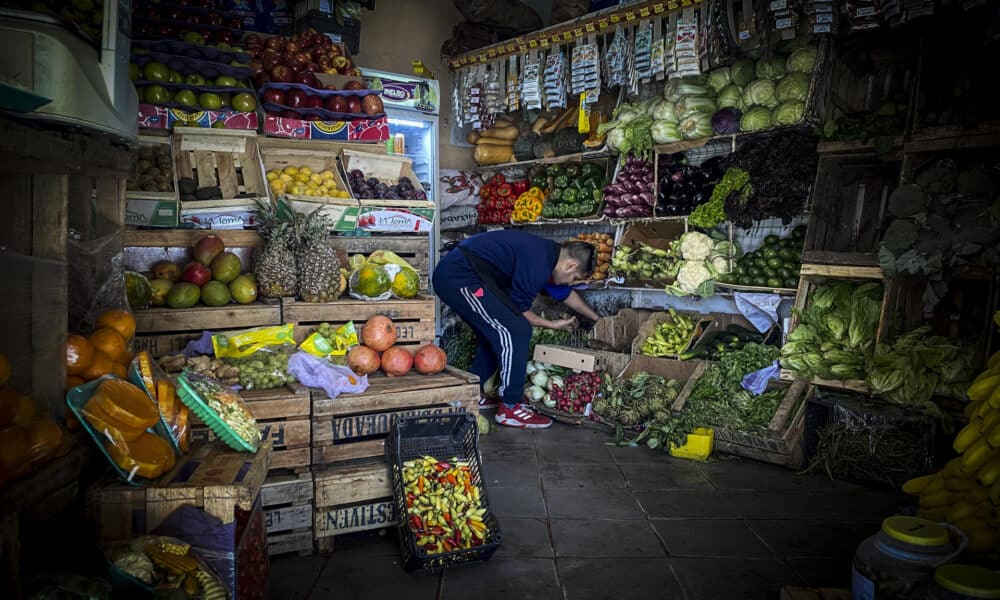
[338,190,351,198]
[282,166,299,176]
[292,184,307,195]
[320,170,335,180]
[299,166,312,176]
[279,173,294,183]
[294,172,310,183]
[266,170,279,181]
[310,173,324,185]
[270,180,287,193]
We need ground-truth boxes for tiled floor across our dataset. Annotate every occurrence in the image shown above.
[271,424,905,599]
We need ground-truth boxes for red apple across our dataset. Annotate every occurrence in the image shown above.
[262,87,285,105]
[262,51,281,72]
[244,34,262,49]
[326,95,348,112]
[304,94,323,109]
[249,59,263,73]
[265,36,285,51]
[329,45,342,58]
[306,62,320,72]
[347,96,361,113]
[248,47,261,59]
[332,55,350,71]
[207,12,223,25]
[285,89,307,108]
[344,80,364,91]
[186,14,202,25]
[349,68,362,77]
[318,56,333,68]
[225,18,242,29]
[294,52,309,65]
[182,262,212,287]
[294,71,318,87]
[324,83,339,91]
[282,109,299,119]
[270,64,293,83]
[288,61,302,74]
[251,71,271,89]
[286,41,300,55]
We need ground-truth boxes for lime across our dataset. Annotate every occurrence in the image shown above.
[791,225,807,240]
[785,277,798,289]
[764,235,780,246]
[776,267,791,279]
[766,257,782,269]
[752,276,767,286]
[766,277,783,288]
[748,266,762,277]
[763,268,778,278]
[143,62,169,81]
[755,257,769,269]
[762,247,779,259]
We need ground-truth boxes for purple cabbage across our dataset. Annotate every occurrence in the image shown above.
[712,108,742,135]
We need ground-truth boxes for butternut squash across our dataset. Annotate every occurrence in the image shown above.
[466,131,480,144]
[478,125,520,141]
[474,144,514,165]
[475,136,516,146]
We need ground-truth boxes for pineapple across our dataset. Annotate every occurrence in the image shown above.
[295,208,343,302]
[254,200,299,298]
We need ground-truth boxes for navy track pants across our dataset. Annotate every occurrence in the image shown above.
[433,253,530,408]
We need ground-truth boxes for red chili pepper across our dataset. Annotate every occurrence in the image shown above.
[446,473,457,485]
[410,515,422,531]
[429,526,446,536]
[406,496,413,508]
[442,539,453,552]
[443,512,452,525]
[455,529,462,545]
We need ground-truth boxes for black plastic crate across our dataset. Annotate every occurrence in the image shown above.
[291,10,361,56]
[802,388,938,489]
[386,413,502,572]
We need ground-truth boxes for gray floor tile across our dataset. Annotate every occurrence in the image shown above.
[536,441,615,464]
[550,518,665,558]
[540,462,627,489]
[482,447,542,486]
[309,546,439,600]
[671,557,793,600]
[440,558,562,600]
[494,517,554,558]
[269,555,327,600]
[619,459,715,490]
[748,519,877,559]
[545,488,646,520]
[559,558,685,600]
[698,457,865,492]
[479,426,536,449]
[651,519,772,558]
[486,485,548,518]
[633,489,741,519]
[737,491,904,521]
[607,444,675,464]
[533,423,609,446]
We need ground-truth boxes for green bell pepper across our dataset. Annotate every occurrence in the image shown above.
[581,162,604,179]
[547,165,565,177]
[553,174,570,189]
[562,188,578,204]
[564,164,581,178]
[530,175,548,189]
[547,188,562,202]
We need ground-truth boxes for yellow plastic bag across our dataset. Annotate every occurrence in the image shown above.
[212,324,296,359]
[300,322,359,359]
[366,250,414,270]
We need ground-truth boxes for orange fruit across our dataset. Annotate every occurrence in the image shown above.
[0,353,9,385]
[82,350,114,381]
[65,334,94,376]
[65,410,81,432]
[66,375,86,391]
[0,387,18,427]
[12,394,35,427]
[96,309,136,342]
[91,328,130,364]
[110,362,128,379]
[25,418,63,463]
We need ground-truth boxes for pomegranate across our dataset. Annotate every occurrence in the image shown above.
[413,344,447,375]
[361,316,397,352]
[181,262,212,287]
[192,235,225,265]
[347,345,380,375]
[381,346,413,377]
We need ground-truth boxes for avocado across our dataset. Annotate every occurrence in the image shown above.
[195,186,223,200]
[177,177,197,195]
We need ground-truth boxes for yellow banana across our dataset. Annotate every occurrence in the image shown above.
[978,455,1000,486]
[981,409,1000,433]
[969,485,990,504]
[954,419,983,453]
[979,400,996,418]
[990,384,1000,408]
[944,457,965,476]
[966,399,984,419]
[989,351,1000,370]
[920,490,953,508]
[972,366,1000,384]
[946,477,976,492]
[946,501,975,523]
[962,439,998,471]
[924,476,947,494]
[992,480,1000,506]
[971,374,1000,402]
[955,515,989,532]
[988,423,1000,448]
[902,475,935,496]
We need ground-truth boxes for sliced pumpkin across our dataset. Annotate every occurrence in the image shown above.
[82,401,145,442]
[136,352,156,397]
[157,380,175,421]
[104,431,175,479]
[91,379,159,431]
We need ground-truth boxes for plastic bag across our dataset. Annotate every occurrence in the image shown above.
[212,324,296,359]
[104,535,228,597]
[67,228,129,335]
[67,376,176,485]
[26,574,111,600]
[177,371,260,452]
[349,253,421,300]
[223,343,297,391]
[741,360,781,395]
[300,321,359,360]
[287,352,368,399]
[128,352,192,454]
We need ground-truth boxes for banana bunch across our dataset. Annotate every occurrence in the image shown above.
[902,332,1000,555]
[641,309,696,357]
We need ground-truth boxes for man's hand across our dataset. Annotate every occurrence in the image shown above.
[551,317,578,331]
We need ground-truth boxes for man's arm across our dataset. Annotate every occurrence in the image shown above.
[522,310,577,330]
[562,290,600,322]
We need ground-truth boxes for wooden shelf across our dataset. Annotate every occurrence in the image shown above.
[799,263,884,279]
[476,149,612,171]
[800,251,880,268]
[904,126,1000,153]
[816,138,903,155]
[125,228,261,247]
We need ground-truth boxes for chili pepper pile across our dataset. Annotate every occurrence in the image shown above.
[476,174,526,225]
[513,187,545,223]
[402,456,490,555]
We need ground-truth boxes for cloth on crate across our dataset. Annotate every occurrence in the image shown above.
[734,292,782,333]
[742,360,781,395]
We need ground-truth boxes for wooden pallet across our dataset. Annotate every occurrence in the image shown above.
[310,366,480,467]
[86,440,272,542]
[329,235,431,291]
[262,471,314,557]
[281,297,436,347]
[312,460,396,553]
[173,128,268,209]
[133,301,283,357]
[193,385,311,472]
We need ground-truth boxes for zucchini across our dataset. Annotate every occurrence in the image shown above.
[678,348,710,360]
[723,324,765,343]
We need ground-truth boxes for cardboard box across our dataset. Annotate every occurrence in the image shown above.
[138,104,259,130]
[180,206,258,229]
[125,198,180,228]
[616,221,686,288]
[632,311,713,359]
[532,345,630,375]
[619,354,704,381]
[591,309,653,352]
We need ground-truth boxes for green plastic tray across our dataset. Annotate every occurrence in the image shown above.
[176,371,259,453]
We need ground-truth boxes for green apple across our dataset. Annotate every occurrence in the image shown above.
[217,42,232,52]
[231,92,257,113]
[168,70,183,84]
[143,85,171,104]
[128,63,139,82]
[214,75,238,88]
[142,62,169,82]
[174,89,198,108]
[230,60,249,67]
[199,92,222,110]
[217,93,232,108]
[185,73,206,86]
[183,31,205,45]
[212,120,227,129]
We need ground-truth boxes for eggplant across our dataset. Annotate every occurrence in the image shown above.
[638,192,655,207]
[670,171,685,183]
[621,180,638,194]
[605,184,625,196]
[691,191,707,206]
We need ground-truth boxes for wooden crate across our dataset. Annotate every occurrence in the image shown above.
[173,128,268,210]
[133,301,283,357]
[310,366,480,467]
[127,132,180,201]
[801,152,901,267]
[261,471,314,557]
[86,440,272,542]
[281,296,436,347]
[329,235,431,291]
[613,221,687,288]
[312,460,396,552]
[193,385,311,472]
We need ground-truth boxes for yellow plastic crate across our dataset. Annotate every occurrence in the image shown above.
[669,427,714,461]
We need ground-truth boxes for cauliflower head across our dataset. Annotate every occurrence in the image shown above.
[676,260,713,295]
[679,232,714,261]
[709,255,730,275]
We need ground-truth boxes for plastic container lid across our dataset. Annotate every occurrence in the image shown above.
[882,516,949,547]
[935,565,1000,598]
[176,372,259,452]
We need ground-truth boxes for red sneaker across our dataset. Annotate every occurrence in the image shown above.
[479,396,500,410]
[495,403,552,429]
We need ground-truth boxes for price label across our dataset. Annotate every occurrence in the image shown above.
[856,6,876,16]
[653,2,665,13]
[640,7,650,16]
[585,22,595,32]
[610,13,620,22]
[540,38,549,47]
[574,27,583,37]
[769,0,787,10]
[625,10,636,20]
[562,30,573,40]
[487,48,497,57]
[470,56,479,63]
[776,17,793,28]
[528,39,538,48]
[739,29,751,40]
[506,44,515,53]
[598,18,609,28]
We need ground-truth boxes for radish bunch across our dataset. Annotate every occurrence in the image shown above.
[551,372,603,414]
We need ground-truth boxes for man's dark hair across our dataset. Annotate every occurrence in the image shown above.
[560,241,596,277]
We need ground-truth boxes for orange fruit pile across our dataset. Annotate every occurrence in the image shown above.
[65,309,137,384]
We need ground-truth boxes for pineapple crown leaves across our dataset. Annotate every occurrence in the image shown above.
[294,206,330,247]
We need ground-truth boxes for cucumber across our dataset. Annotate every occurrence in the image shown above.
[724,324,765,343]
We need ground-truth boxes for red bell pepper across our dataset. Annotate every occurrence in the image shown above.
[511,180,529,196]
[496,183,513,198]
[490,173,506,186]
